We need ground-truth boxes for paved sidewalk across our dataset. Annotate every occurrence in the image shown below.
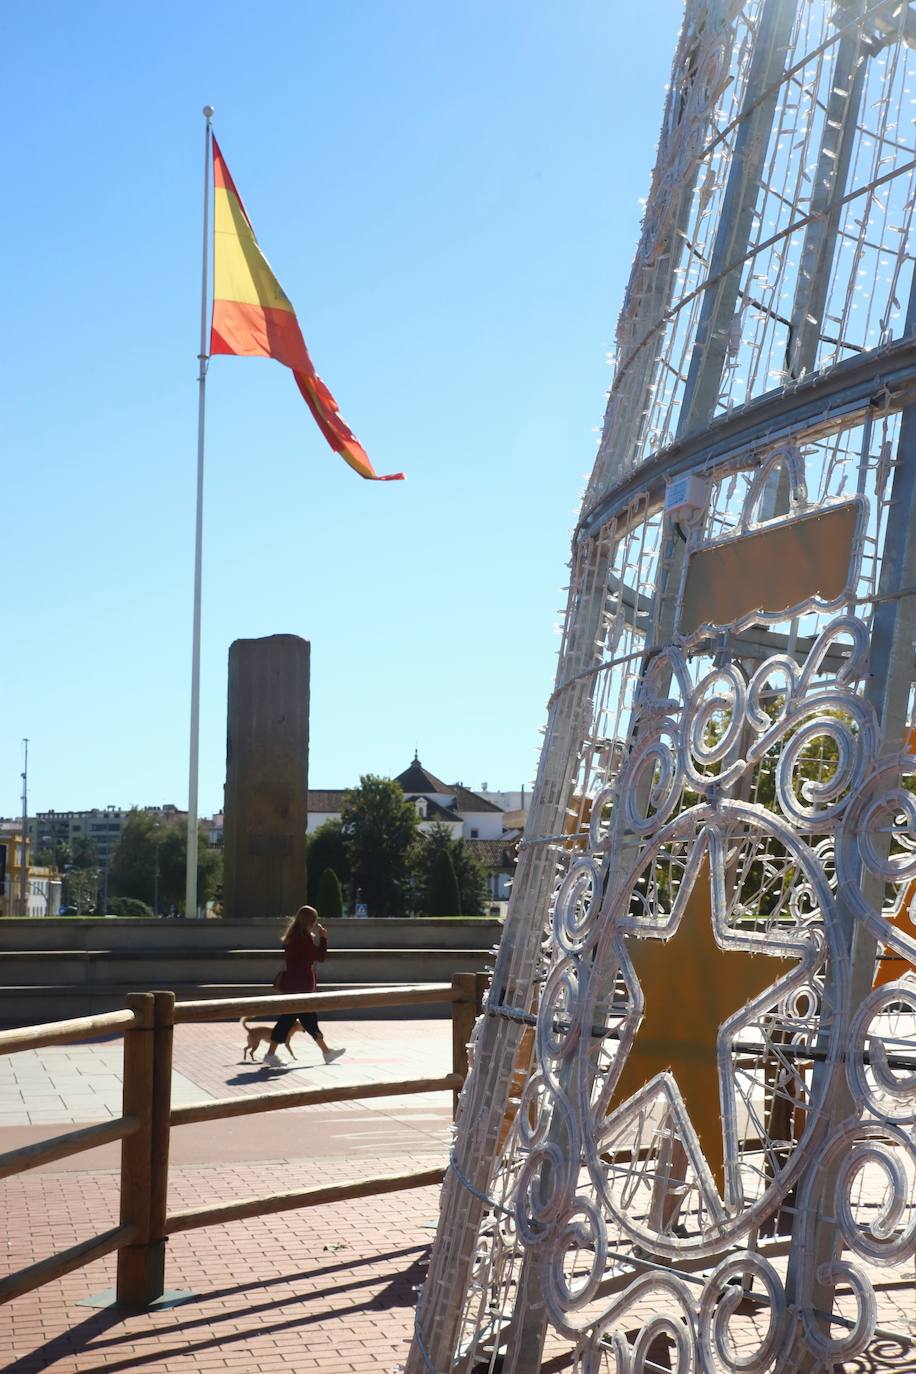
[4,1019,915,1371]
[0,1018,458,1372]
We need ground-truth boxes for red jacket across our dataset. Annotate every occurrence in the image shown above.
[277,929,327,994]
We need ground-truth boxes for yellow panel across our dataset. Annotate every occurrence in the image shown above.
[213,186,294,313]
[680,501,859,637]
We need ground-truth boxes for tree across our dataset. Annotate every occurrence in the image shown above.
[72,835,99,869]
[109,811,160,907]
[58,837,99,913]
[33,838,99,911]
[110,810,221,913]
[307,821,350,906]
[341,775,419,917]
[64,866,100,915]
[35,840,73,873]
[107,897,154,918]
[413,823,488,916]
[426,848,461,916]
[316,867,344,921]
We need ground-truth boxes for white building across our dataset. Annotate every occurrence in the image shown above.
[28,804,186,869]
[306,756,531,908]
[306,757,521,840]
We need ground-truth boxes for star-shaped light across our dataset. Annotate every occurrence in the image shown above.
[608,855,795,1195]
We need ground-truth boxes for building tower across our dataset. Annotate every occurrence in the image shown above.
[410,3,916,1369]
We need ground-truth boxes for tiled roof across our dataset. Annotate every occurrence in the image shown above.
[406,795,460,823]
[310,768,504,818]
[394,757,451,794]
[451,785,502,814]
[467,837,519,870]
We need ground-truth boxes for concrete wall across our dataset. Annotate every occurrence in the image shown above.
[0,917,502,1025]
[0,917,502,951]
[223,634,310,918]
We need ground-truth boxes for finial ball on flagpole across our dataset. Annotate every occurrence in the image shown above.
[203,105,214,120]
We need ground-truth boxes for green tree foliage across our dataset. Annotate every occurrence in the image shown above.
[65,866,100,915]
[341,775,419,917]
[110,810,221,913]
[107,896,154,918]
[72,835,99,869]
[34,842,73,872]
[307,821,350,906]
[413,823,488,916]
[109,811,159,907]
[61,838,99,913]
[426,847,461,916]
[316,867,344,921]
[33,839,99,912]
[650,695,852,922]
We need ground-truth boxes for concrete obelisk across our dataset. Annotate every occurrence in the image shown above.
[222,634,310,918]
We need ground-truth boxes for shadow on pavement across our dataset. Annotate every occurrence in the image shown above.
[5,1244,430,1373]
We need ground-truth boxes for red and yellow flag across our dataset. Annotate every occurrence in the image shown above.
[209,137,404,481]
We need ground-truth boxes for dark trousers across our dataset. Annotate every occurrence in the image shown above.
[271,1011,321,1044]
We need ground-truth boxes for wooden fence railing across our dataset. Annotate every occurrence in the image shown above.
[0,972,486,1309]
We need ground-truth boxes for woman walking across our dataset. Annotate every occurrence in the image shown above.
[263,905,346,1066]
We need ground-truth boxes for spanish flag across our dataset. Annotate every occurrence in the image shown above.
[209,137,404,481]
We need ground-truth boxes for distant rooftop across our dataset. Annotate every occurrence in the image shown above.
[308,758,514,819]
[394,754,451,795]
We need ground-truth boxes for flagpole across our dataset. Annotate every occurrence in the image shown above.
[185,104,213,920]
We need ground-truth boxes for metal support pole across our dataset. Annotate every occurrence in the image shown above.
[784,0,869,380]
[185,105,213,923]
[679,0,799,432]
[19,739,28,918]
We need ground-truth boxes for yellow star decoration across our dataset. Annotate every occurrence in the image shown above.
[608,855,795,1197]
[874,728,916,988]
[874,878,916,988]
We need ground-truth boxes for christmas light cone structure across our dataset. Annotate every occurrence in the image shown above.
[409,4,916,1371]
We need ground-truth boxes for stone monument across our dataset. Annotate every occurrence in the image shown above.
[222,634,309,919]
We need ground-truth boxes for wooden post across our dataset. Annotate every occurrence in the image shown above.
[116,993,156,1307]
[451,973,479,1120]
[148,991,175,1293]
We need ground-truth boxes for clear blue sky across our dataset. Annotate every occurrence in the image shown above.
[1,1,683,818]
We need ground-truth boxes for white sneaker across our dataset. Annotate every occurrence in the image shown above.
[323,1047,346,1064]
[263,1052,282,1066]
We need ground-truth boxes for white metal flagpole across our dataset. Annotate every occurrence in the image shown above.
[185,104,214,920]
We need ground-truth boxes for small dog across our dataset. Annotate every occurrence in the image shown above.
[240,1017,300,1062]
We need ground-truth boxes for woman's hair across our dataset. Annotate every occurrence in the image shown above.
[282,904,318,946]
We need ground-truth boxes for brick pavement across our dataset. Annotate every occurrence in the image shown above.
[0,1019,461,1373]
[1,1154,445,1372]
[0,1018,452,1127]
[8,1020,910,1371]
